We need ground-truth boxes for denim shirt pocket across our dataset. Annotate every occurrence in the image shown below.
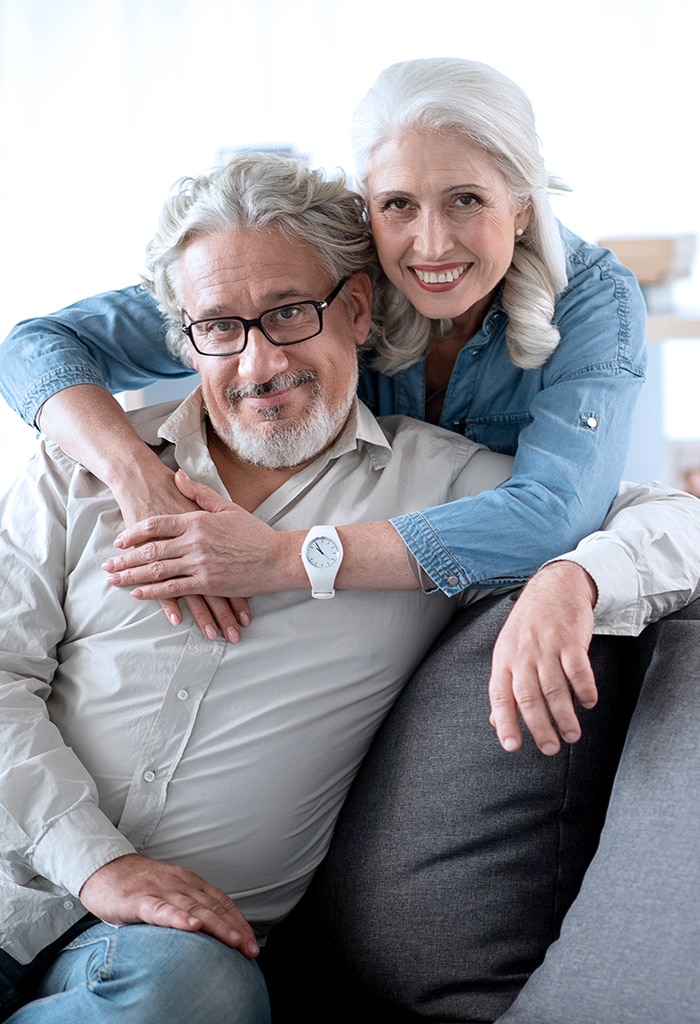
[462,412,533,456]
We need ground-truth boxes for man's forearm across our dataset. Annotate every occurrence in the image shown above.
[489,560,598,755]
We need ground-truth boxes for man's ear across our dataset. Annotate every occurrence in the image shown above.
[347,272,373,348]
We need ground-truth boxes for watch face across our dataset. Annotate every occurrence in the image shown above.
[306,536,339,568]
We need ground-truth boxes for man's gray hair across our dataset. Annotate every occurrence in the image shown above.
[144,152,377,365]
[350,57,570,373]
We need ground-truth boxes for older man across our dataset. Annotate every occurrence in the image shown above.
[1,154,698,1023]
[0,155,508,1024]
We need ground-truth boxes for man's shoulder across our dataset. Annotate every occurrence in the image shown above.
[377,414,485,456]
[374,413,513,496]
[127,399,183,445]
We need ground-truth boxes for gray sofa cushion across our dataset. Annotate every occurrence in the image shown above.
[497,610,700,1024]
[295,592,639,1021]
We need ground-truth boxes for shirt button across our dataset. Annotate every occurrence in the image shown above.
[177,689,189,701]
[143,770,156,783]
[63,899,74,910]
[586,416,599,429]
[446,575,460,587]
[471,348,480,356]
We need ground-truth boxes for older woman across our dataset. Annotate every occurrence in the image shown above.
[0,59,645,741]
[352,59,645,577]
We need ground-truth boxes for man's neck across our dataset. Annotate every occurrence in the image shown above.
[206,424,309,512]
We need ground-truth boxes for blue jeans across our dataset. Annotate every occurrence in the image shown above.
[4,922,270,1024]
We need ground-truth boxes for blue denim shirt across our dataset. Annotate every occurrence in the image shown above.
[0,226,646,594]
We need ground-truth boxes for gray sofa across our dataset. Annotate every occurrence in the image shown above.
[261,594,700,1023]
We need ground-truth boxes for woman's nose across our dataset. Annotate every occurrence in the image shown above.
[412,210,455,262]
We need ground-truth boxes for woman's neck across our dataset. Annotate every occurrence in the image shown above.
[423,290,495,424]
[423,330,467,423]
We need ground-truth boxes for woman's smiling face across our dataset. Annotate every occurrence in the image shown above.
[366,129,530,336]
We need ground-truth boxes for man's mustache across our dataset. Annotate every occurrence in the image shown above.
[225,370,318,404]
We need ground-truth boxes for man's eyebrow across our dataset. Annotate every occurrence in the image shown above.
[193,289,319,319]
[263,289,314,305]
[192,305,234,319]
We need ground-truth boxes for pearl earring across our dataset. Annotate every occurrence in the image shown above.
[515,228,524,237]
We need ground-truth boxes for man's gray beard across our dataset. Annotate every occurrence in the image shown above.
[214,367,357,470]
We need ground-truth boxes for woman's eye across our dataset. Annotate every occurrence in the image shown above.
[382,197,412,212]
[454,194,481,209]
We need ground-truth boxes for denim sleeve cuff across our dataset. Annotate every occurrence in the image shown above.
[391,514,469,597]
[21,367,109,428]
[404,547,439,593]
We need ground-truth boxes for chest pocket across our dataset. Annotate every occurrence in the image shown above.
[461,412,532,455]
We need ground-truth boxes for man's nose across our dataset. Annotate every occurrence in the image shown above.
[236,326,291,382]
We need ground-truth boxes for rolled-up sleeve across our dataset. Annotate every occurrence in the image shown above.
[553,480,700,635]
[0,285,193,426]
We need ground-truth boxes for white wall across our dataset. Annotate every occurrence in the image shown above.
[1,0,699,491]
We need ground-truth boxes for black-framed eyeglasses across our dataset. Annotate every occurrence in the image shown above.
[181,276,349,357]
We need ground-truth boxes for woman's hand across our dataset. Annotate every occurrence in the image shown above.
[103,470,298,603]
[37,385,250,641]
[110,461,252,643]
[488,561,599,755]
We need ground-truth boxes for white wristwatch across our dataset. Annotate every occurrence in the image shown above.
[301,525,344,599]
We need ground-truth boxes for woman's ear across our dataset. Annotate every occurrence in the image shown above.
[515,201,532,235]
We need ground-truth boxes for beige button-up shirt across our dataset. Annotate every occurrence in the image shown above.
[0,392,513,964]
[1,391,697,964]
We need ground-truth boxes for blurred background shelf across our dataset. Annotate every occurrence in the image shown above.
[600,235,700,490]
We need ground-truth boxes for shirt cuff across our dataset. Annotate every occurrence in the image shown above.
[545,533,641,634]
[30,803,137,897]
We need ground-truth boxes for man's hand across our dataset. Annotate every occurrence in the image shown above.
[489,561,599,755]
[102,471,296,602]
[79,853,260,958]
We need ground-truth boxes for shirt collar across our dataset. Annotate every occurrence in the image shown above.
[136,386,394,475]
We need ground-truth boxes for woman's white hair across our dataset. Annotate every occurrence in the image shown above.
[143,152,377,365]
[351,57,570,373]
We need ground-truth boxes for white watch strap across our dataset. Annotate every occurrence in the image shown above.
[302,525,344,599]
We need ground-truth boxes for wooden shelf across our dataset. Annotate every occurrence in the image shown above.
[647,311,700,343]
